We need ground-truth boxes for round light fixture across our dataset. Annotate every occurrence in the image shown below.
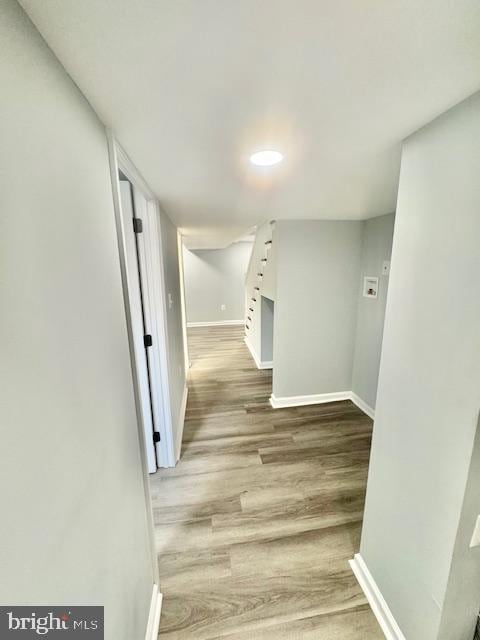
[249,150,284,167]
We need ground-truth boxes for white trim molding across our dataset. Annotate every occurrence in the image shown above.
[187,320,244,328]
[349,554,405,640]
[350,392,376,420]
[144,584,163,640]
[175,384,189,461]
[145,201,176,469]
[269,391,351,409]
[108,132,176,471]
[269,390,376,418]
[177,231,190,375]
[244,337,273,370]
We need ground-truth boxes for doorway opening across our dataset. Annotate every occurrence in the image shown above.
[109,137,176,472]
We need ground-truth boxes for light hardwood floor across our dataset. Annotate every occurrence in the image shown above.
[150,325,383,639]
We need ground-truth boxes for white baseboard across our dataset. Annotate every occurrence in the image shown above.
[349,554,405,640]
[269,390,351,409]
[144,584,163,640]
[244,337,273,370]
[350,392,376,420]
[175,384,188,461]
[269,390,375,418]
[187,320,244,327]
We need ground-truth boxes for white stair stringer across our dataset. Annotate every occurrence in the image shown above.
[244,221,276,363]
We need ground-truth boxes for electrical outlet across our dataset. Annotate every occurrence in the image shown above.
[221,304,226,311]
[168,293,173,309]
[382,261,391,276]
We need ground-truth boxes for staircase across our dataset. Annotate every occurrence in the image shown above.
[245,230,273,333]
[244,222,275,368]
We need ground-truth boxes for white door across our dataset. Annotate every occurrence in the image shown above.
[118,180,157,472]
[131,189,166,467]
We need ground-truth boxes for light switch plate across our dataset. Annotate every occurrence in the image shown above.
[382,261,391,276]
[470,515,480,548]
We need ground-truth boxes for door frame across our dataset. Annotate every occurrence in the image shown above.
[107,131,176,469]
[177,231,190,373]
[118,179,158,473]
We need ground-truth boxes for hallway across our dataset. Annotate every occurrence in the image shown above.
[150,325,383,638]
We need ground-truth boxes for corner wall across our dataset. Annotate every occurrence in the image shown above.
[272,220,363,399]
[183,242,253,324]
[0,3,155,637]
[360,91,480,640]
[351,213,395,411]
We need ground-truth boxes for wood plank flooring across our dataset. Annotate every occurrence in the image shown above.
[150,325,382,639]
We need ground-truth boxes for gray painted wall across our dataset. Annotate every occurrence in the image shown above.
[260,296,274,362]
[0,2,154,638]
[351,213,395,409]
[160,212,187,453]
[272,220,363,398]
[360,92,480,640]
[183,242,252,323]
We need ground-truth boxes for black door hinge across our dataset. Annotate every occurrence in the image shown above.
[153,431,161,443]
[143,334,153,348]
[133,218,143,234]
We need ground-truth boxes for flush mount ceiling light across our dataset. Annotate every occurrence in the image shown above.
[249,150,284,167]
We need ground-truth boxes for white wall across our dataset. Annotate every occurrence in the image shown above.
[360,92,480,640]
[351,213,395,410]
[272,220,363,399]
[0,2,154,637]
[183,241,252,324]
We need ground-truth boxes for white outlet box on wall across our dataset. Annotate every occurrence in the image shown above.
[221,304,226,311]
[363,276,379,299]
